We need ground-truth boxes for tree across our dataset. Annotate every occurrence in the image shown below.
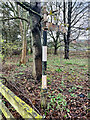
[17,5,29,64]
[1,0,42,81]
[63,0,88,59]
[47,2,63,55]
[63,0,72,59]
[14,1,42,81]
[0,1,30,64]
[0,2,21,58]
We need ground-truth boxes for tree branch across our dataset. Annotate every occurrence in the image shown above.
[71,6,87,24]
[13,0,42,19]
[0,17,29,23]
[71,26,89,30]
[71,13,86,27]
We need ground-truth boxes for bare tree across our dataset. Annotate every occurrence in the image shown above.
[63,0,88,59]
[47,2,63,55]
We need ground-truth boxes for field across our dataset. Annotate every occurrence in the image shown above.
[1,51,89,119]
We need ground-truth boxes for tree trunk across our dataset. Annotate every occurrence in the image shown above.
[18,6,27,65]
[30,32,33,54]
[64,41,69,59]
[54,32,59,55]
[32,27,42,80]
[20,19,27,64]
[54,46,57,55]
[29,2,42,81]
[63,0,68,59]
[63,1,72,59]
[20,36,27,64]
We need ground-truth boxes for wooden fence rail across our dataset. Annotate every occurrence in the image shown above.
[0,82,42,120]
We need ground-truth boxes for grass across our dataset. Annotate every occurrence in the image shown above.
[63,58,88,66]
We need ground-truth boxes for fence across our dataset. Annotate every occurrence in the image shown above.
[0,82,42,119]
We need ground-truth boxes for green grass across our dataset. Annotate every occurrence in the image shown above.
[55,68,63,72]
[63,58,88,66]
[14,72,24,76]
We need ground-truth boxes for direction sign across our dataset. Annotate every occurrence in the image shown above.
[42,6,67,33]
[45,22,67,33]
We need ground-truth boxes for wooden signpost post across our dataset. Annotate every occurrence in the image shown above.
[41,6,67,110]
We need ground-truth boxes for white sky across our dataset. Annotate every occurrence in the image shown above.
[1,0,90,2]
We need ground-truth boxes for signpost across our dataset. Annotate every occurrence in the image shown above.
[41,6,48,110]
[41,6,67,110]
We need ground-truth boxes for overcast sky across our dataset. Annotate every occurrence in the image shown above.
[1,0,90,2]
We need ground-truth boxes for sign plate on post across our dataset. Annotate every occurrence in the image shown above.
[45,22,67,33]
[42,75,47,89]
[42,46,47,61]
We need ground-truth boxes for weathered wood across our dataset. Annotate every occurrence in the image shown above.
[44,22,67,33]
[0,82,42,119]
[0,102,14,119]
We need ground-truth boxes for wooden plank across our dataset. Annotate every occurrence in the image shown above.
[0,102,14,119]
[0,82,42,120]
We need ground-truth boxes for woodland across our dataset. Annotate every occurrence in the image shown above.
[0,0,90,119]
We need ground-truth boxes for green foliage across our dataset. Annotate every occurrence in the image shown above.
[68,88,73,92]
[58,87,63,92]
[48,81,51,85]
[70,93,77,97]
[63,58,88,66]
[48,93,67,112]
[47,76,50,80]
[68,86,77,92]
[64,114,67,118]
[79,64,85,67]
[76,85,83,88]
[60,81,66,88]
[0,52,4,60]
[2,39,22,57]
[87,92,90,99]
[14,72,24,76]
[28,58,33,62]
[47,76,51,84]
[72,86,77,90]
[16,63,20,66]
[86,27,90,30]
[65,62,73,65]
[66,109,70,112]
[18,72,24,75]
[56,68,63,72]
[20,64,26,67]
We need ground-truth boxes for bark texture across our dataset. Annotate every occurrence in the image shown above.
[63,0,72,59]
[32,27,42,80]
[30,2,42,81]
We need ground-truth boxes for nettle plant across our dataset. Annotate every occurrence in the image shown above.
[48,93,69,112]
